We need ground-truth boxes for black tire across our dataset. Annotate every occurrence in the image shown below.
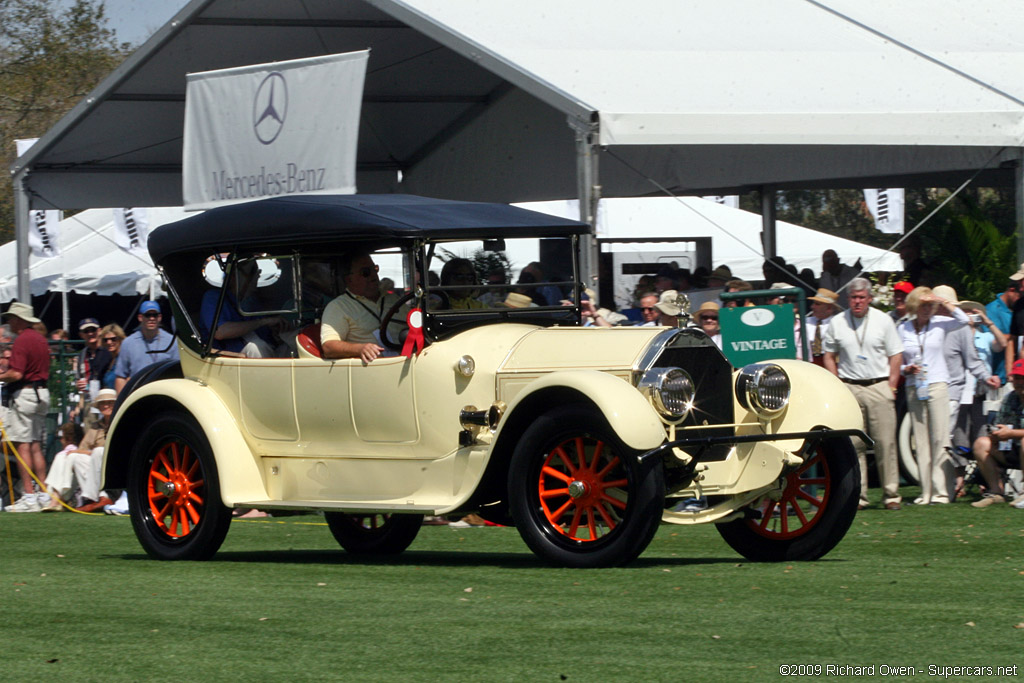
[324,512,424,554]
[716,436,859,562]
[127,413,231,561]
[508,404,665,568]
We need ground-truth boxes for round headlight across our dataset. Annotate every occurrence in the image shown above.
[638,367,695,419]
[736,363,790,416]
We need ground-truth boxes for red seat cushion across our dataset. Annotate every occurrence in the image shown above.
[297,323,323,358]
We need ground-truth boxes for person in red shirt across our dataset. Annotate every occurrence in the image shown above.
[1,302,51,512]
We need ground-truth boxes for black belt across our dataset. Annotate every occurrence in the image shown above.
[841,377,887,386]
[10,380,47,391]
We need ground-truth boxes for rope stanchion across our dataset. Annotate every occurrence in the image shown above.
[0,418,104,515]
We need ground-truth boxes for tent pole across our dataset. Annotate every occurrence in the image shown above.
[13,170,31,305]
[573,119,601,291]
[760,186,777,260]
[60,212,68,332]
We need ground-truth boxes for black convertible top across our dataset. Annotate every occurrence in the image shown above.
[148,194,588,263]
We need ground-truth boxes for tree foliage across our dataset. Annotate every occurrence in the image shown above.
[0,0,129,240]
[741,186,1018,303]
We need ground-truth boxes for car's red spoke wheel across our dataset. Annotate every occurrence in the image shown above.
[509,405,664,568]
[128,413,231,561]
[538,436,629,542]
[748,447,830,539]
[147,439,207,539]
[716,437,859,562]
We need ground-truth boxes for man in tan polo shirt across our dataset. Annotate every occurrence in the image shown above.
[320,251,402,363]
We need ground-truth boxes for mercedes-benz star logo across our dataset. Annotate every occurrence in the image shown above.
[253,72,287,145]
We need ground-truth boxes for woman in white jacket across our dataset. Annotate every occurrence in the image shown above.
[899,287,969,505]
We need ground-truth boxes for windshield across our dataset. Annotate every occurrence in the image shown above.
[424,236,579,312]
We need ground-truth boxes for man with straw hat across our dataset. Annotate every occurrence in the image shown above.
[0,302,51,512]
[806,288,840,367]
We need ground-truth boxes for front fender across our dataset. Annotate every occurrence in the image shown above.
[750,359,865,452]
[497,370,666,450]
[104,378,267,506]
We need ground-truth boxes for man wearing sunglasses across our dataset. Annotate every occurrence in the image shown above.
[636,292,660,326]
[321,251,402,363]
[113,300,180,394]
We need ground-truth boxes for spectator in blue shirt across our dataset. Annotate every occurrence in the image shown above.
[987,277,1022,381]
[113,301,179,394]
[199,259,286,357]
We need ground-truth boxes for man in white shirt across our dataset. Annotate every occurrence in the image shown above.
[321,252,401,363]
[822,278,904,510]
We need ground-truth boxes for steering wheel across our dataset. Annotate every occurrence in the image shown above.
[379,290,418,351]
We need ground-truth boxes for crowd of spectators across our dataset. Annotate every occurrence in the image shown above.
[563,248,1024,512]
[1,300,178,513]
[4,242,1022,517]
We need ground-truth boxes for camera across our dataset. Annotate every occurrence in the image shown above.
[968,313,982,324]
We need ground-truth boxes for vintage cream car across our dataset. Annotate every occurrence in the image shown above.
[105,194,866,568]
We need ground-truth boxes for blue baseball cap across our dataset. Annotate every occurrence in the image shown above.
[78,317,100,330]
[139,301,161,315]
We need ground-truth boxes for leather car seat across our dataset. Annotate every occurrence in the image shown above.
[296,323,324,359]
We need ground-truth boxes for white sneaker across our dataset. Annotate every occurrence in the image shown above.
[103,491,129,516]
[7,494,42,512]
[36,492,51,506]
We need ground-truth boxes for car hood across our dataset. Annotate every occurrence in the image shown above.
[497,325,668,374]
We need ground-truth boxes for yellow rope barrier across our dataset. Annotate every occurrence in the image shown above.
[0,419,103,516]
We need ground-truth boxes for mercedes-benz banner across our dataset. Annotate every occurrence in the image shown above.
[183,50,368,210]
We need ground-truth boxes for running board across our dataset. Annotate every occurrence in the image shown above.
[233,500,437,513]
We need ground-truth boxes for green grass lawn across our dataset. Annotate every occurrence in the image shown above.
[2,491,1022,682]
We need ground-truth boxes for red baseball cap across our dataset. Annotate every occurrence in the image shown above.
[1012,359,1024,377]
[893,281,914,295]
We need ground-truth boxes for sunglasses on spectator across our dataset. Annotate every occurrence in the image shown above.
[81,328,98,334]
[102,336,119,343]
[699,315,718,322]
[354,265,379,278]
[142,312,161,318]
[641,306,656,312]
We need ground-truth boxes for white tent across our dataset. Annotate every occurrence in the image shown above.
[518,197,903,282]
[12,0,1024,208]
[0,207,191,302]
[10,1,1024,302]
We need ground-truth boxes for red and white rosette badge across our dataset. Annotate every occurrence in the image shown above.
[401,308,425,357]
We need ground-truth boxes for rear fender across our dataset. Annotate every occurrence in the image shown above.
[104,378,267,505]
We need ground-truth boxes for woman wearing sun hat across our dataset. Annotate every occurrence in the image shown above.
[898,286,970,504]
[70,388,119,512]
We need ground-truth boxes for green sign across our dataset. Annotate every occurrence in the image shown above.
[719,304,797,366]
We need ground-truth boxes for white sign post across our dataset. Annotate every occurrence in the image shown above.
[183,51,368,210]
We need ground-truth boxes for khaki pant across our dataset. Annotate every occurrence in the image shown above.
[848,381,901,506]
[907,382,954,504]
